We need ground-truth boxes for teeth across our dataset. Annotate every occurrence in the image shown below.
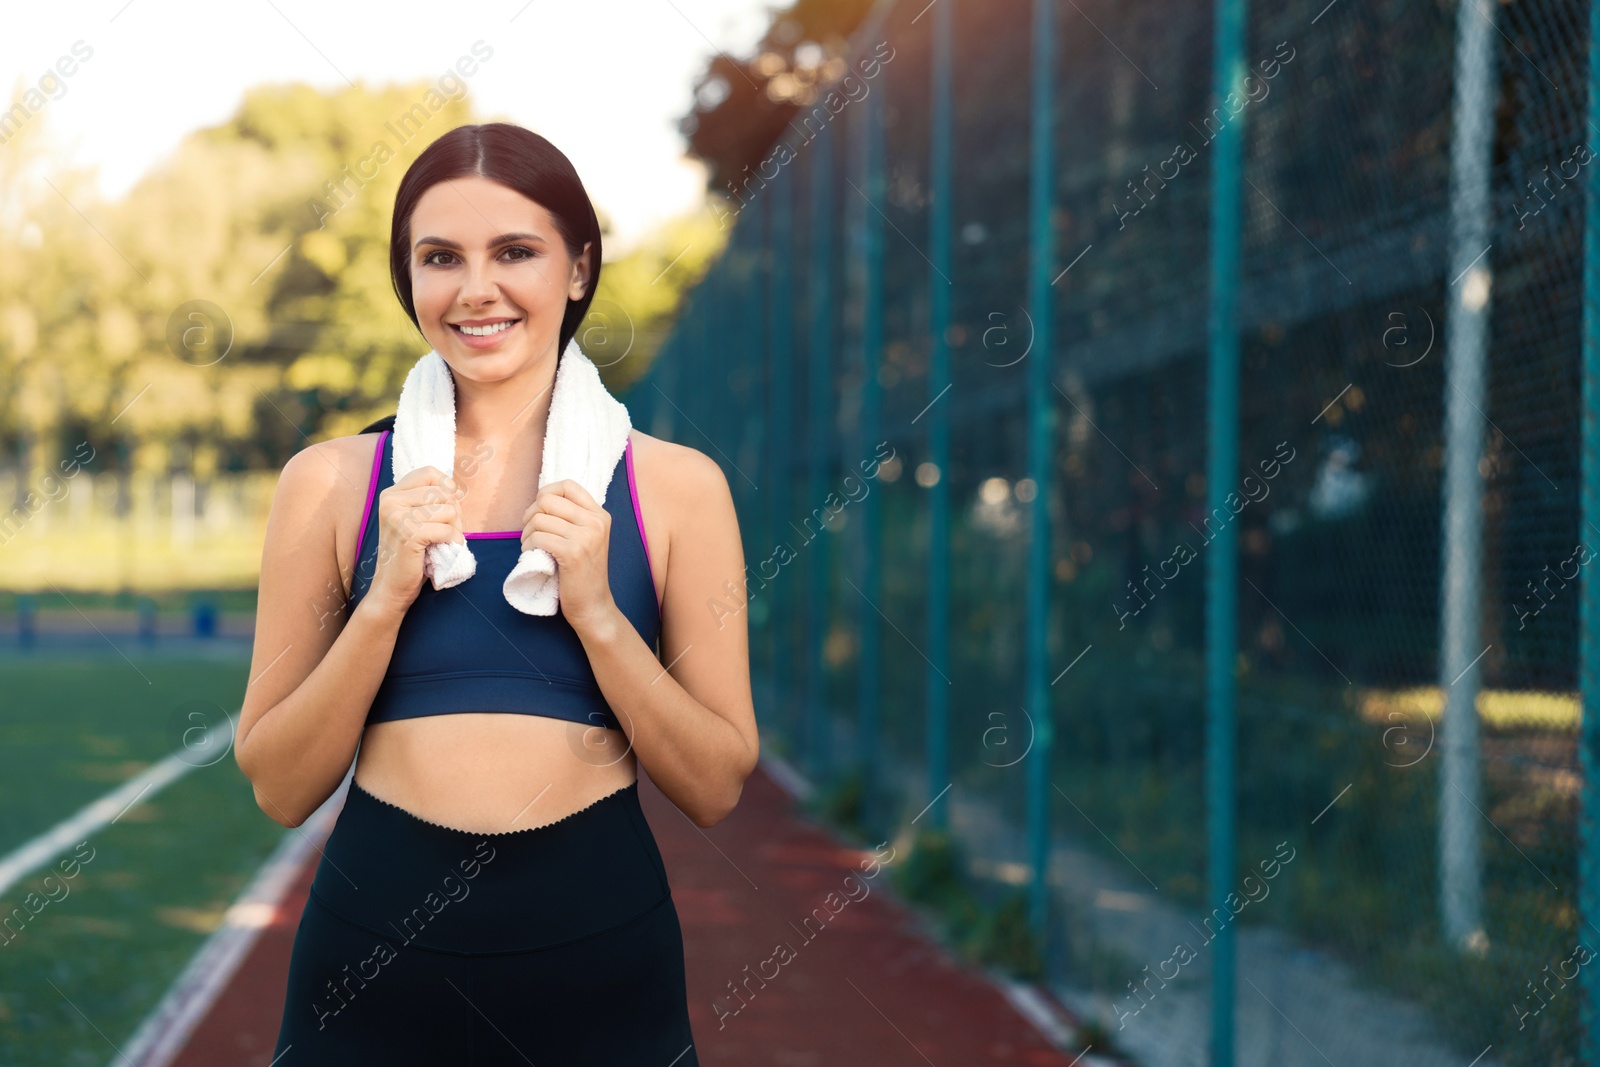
[457,321,515,337]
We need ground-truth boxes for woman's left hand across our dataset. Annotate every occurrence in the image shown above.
[520,480,617,634]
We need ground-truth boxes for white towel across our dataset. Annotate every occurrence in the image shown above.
[391,336,633,616]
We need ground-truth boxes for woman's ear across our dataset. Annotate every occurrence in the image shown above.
[569,240,593,300]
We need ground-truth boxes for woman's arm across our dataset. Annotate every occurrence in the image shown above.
[571,441,758,828]
[233,438,400,827]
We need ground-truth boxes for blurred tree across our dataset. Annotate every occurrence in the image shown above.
[680,0,877,196]
[0,79,720,478]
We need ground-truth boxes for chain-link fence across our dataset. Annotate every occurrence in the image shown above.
[622,1,1591,1063]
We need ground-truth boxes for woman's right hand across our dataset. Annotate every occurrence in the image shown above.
[364,465,465,620]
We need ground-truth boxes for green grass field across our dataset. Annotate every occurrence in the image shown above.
[0,656,290,1066]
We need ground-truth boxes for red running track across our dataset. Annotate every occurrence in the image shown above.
[169,765,1081,1066]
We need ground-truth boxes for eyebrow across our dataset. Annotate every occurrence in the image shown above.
[414,232,550,251]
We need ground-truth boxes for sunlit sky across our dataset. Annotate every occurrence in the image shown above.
[3,0,775,256]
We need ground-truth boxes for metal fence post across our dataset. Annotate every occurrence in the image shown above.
[1579,2,1600,1061]
[1438,0,1498,953]
[1026,0,1059,939]
[751,188,771,698]
[1206,0,1247,1061]
[807,125,837,782]
[769,164,797,744]
[858,74,886,828]
[926,0,955,833]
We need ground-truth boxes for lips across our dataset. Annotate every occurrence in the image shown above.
[447,318,524,350]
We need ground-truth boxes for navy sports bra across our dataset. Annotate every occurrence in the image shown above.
[346,428,661,733]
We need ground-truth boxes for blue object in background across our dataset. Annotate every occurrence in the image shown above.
[17,594,35,648]
[138,597,158,643]
[191,598,216,638]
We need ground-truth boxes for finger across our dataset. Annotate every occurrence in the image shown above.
[377,513,462,552]
[524,492,601,531]
[391,482,464,508]
[394,465,452,490]
[388,506,459,547]
[407,521,463,547]
[538,479,598,508]
[524,512,584,540]
[528,491,593,523]
[412,500,461,524]
[383,490,461,529]
[521,524,585,559]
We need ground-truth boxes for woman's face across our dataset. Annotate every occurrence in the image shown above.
[407,174,590,382]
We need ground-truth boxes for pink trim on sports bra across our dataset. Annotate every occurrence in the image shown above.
[626,435,662,612]
[352,430,390,566]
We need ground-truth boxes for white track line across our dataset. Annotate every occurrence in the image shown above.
[756,750,815,803]
[998,979,1079,1049]
[114,777,347,1067]
[0,731,346,1067]
[0,751,196,898]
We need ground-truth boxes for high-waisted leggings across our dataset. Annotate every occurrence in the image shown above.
[272,777,699,1065]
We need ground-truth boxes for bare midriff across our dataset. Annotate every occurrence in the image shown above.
[352,712,638,834]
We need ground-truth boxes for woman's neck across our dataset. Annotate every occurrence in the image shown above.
[452,348,558,452]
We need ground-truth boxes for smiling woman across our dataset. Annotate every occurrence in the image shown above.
[234,122,757,1065]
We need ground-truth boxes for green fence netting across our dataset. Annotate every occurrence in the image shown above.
[622,1,1589,1064]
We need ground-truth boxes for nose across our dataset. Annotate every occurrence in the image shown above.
[458,254,500,307]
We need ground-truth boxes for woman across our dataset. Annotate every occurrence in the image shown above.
[237,122,757,1064]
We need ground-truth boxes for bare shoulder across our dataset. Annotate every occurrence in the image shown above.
[626,429,730,514]
[272,432,385,585]
[276,432,380,507]
[283,431,377,476]
[626,429,735,580]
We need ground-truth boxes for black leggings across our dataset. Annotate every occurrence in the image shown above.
[273,778,699,1065]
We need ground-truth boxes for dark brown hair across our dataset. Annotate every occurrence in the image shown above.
[388,122,602,361]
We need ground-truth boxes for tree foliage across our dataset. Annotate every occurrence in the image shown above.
[0,80,723,481]
[680,0,877,196]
